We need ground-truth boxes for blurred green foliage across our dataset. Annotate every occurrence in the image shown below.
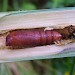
[21,3,36,10]
[0,0,75,75]
[1,0,75,11]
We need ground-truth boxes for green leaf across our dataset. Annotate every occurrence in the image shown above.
[21,3,37,10]
[52,0,64,8]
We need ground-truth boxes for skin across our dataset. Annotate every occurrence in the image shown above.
[6,29,63,48]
